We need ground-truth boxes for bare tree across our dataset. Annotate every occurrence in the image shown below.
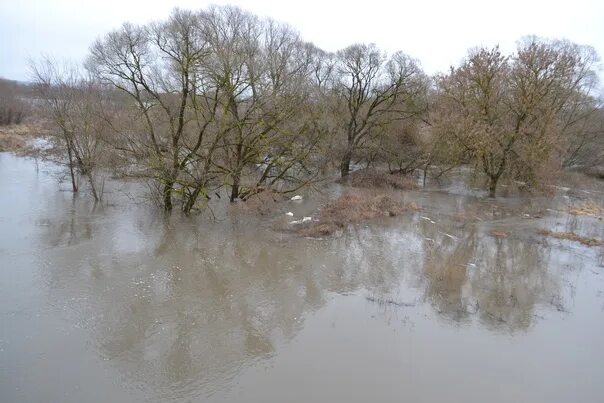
[86,6,325,211]
[30,58,110,200]
[333,44,427,177]
[198,6,322,202]
[88,9,211,211]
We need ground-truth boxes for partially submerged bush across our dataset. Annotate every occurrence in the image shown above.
[337,169,418,191]
[299,192,418,237]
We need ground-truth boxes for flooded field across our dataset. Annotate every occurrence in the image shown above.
[1,152,603,403]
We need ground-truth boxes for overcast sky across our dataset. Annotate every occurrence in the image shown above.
[1,0,603,83]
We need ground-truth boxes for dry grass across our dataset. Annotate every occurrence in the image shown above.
[299,192,419,237]
[0,124,29,151]
[538,230,603,247]
[566,200,604,220]
[0,123,49,152]
[337,169,418,191]
[0,135,25,151]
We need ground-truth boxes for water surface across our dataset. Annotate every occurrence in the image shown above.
[1,152,603,402]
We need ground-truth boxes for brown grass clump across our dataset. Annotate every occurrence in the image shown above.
[337,169,418,191]
[538,230,604,247]
[299,192,419,237]
[566,200,604,220]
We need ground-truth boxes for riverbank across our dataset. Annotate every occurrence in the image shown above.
[0,123,49,153]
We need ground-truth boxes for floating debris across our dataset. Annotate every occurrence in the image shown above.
[289,217,312,225]
[438,231,457,240]
[366,296,416,307]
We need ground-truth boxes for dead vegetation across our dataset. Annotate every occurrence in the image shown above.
[538,230,603,247]
[0,123,49,153]
[230,189,287,216]
[299,192,419,237]
[566,200,604,219]
[0,124,32,151]
[337,169,418,191]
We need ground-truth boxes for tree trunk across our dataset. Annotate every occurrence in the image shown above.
[66,143,78,193]
[183,185,204,215]
[423,162,430,188]
[488,176,498,198]
[340,149,352,177]
[230,170,241,202]
[163,182,173,211]
[230,137,244,202]
[87,173,99,202]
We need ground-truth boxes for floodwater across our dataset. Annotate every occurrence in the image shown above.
[1,152,603,403]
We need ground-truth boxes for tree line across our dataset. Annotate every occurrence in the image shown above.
[29,6,603,211]
[0,78,30,126]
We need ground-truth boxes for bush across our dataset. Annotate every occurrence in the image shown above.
[299,192,418,237]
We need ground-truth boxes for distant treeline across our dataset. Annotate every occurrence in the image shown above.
[0,78,35,125]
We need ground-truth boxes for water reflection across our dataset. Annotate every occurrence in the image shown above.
[34,205,572,393]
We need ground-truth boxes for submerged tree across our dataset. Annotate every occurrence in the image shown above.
[332,44,427,177]
[31,58,111,200]
[199,6,323,202]
[433,39,600,196]
[88,10,211,211]
[86,6,327,211]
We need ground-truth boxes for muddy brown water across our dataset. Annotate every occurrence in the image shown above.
[1,152,603,403]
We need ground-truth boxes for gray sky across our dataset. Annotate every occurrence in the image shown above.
[1,0,603,83]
